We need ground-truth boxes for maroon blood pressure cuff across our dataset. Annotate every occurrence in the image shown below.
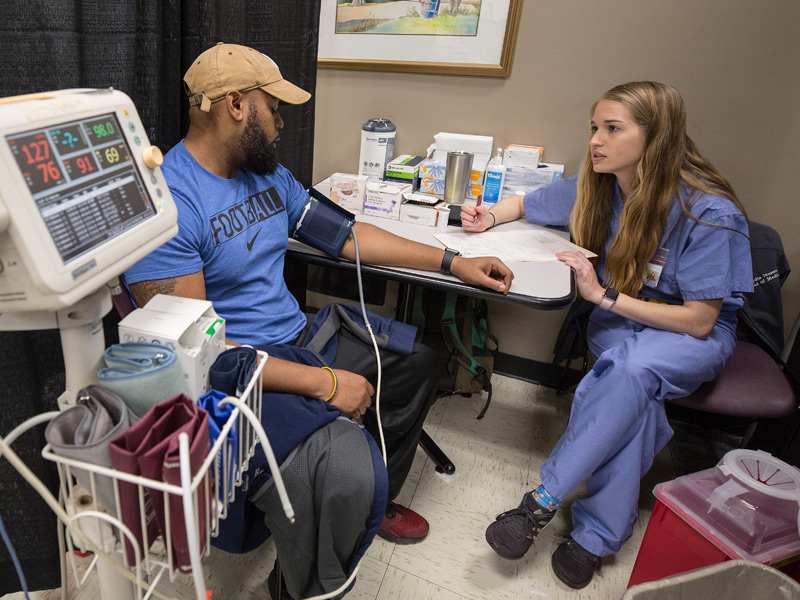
[110,394,209,571]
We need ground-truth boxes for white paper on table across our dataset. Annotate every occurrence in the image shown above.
[433,229,597,262]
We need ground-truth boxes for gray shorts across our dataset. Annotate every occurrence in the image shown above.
[251,417,376,598]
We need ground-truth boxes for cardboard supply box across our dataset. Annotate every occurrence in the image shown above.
[504,163,565,187]
[329,172,368,214]
[400,198,443,227]
[500,183,546,200]
[363,181,411,219]
[504,144,544,168]
[384,154,423,190]
[118,294,226,399]
[501,163,565,200]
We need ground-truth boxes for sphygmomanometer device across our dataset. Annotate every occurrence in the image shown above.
[0,88,179,404]
[292,186,356,257]
[0,88,178,312]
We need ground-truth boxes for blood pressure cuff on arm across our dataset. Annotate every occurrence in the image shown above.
[291,196,355,257]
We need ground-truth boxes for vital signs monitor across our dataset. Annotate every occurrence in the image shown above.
[0,88,178,312]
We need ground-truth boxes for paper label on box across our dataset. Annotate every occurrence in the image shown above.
[504,145,544,168]
[330,173,367,214]
[364,182,410,219]
[400,201,440,227]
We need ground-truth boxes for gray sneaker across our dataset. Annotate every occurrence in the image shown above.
[485,493,556,559]
[551,537,600,589]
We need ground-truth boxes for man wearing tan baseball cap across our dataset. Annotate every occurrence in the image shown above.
[183,42,311,112]
[126,42,513,599]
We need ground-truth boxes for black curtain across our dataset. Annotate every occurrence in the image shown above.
[0,1,321,593]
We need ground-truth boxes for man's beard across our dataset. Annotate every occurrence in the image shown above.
[239,106,279,175]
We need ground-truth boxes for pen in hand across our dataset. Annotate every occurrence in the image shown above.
[474,194,482,223]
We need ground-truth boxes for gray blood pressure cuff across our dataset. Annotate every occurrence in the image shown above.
[292,190,356,257]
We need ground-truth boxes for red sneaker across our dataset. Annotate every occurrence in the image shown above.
[377,502,429,544]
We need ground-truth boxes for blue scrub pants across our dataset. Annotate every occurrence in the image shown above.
[539,309,736,556]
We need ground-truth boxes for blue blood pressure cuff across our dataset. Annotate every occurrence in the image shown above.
[292,188,356,257]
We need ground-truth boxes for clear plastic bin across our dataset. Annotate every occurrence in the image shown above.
[622,560,800,599]
[654,449,800,564]
[628,449,800,588]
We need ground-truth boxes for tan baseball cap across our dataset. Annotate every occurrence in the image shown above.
[184,42,311,111]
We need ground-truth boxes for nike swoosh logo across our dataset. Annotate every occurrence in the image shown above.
[247,228,262,251]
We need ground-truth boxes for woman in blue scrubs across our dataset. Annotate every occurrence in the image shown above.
[461,81,752,589]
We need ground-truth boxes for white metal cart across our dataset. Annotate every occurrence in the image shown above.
[0,350,280,600]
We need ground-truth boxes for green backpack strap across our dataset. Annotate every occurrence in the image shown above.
[441,294,484,375]
[441,293,494,419]
[471,298,499,354]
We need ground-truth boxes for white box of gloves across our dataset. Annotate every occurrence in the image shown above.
[117,294,226,399]
[363,181,411,219]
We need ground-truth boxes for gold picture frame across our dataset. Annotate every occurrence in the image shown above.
[318,0,523,77]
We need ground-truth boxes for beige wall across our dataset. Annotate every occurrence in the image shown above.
[312,0,800,362]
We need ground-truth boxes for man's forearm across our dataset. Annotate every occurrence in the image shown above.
[261,355,332,400]
[339,222,444,270]
[339,222,513,293]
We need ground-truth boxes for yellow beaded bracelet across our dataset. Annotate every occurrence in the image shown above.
[321,366,338,402]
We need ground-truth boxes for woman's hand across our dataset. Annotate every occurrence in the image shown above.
[556,250,723,339]
[556,250,604,304]
[460,203,492,232]
[327,369,374,420]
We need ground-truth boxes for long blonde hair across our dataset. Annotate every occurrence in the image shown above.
[569,81,747,297]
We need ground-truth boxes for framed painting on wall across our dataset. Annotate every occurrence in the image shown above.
[318,0,523,77]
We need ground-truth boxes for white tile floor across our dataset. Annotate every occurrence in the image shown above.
[4,374,677,600]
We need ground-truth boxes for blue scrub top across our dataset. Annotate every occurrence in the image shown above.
[522,176,753,334]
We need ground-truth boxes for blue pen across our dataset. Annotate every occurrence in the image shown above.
[474,194,482,223]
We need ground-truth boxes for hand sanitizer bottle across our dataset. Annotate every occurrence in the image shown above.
[482,147,506,205]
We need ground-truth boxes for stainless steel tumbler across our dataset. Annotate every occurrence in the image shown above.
[443,151,474,205]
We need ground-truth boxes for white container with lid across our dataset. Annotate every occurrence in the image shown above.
[358,118,395,179]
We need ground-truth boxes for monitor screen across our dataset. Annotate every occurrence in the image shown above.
[5,113,157,265]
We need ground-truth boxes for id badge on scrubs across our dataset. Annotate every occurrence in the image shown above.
[643,247,669,288]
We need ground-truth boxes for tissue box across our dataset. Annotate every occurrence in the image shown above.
[330,172,368,214]
[419,158,446,195]
[468,162,487,200]
[384,155,423,189]
[400,198,443,227]
[364,181,411,219]
[118,294,226,399]
[504,144,544,168]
